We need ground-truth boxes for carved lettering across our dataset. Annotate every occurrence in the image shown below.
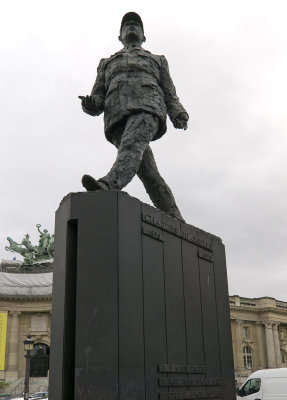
[198,250,214,263]
[142,213,213,251]
[142,213,162,227]
[158,364,205,374]
[158,378,221,387]
[159,390,222,400]
[142,225,164,242]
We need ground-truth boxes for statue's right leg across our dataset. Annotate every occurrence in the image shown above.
[137,146,185,223]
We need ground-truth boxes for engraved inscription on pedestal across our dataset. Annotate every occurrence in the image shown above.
[142,223,164,242]
[158,364,222,399]
[158,378,222,387]
[142,212,213,251]
[159,390,222,400]
[198,250,214,263]
[158,364,205,374]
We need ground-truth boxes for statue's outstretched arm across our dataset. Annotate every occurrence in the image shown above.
[79,58,107,117]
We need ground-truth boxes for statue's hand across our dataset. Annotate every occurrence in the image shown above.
[173,113,189,130]
[78,95,96,110]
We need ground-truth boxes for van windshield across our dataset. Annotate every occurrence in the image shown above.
[242,378,261,396]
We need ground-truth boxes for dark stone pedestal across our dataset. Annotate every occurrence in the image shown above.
[49,191,235,400]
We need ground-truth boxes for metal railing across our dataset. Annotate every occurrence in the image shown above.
[10,378,24,396]
[276,300,287,309]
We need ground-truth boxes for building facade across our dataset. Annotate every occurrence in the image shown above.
[230,295,287,385]
[0,269,52,389]
[0,301,51,382]
[0,269,287,389]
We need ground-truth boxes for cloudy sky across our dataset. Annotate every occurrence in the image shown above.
[1,0,287,300]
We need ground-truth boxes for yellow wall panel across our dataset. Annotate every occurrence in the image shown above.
[0,313,8,370]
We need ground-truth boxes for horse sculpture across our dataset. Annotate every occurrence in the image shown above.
[5,237,26,256]
[5,237,35,264]
[5,225,55,267]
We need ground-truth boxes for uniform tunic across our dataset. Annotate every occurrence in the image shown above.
[84,47,188,143]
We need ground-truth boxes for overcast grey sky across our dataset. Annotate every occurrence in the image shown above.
[1,0,287,300]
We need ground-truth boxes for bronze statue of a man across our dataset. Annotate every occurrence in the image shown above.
[79,12,189,222]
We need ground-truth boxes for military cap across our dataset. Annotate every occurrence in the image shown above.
[120,12,144,33]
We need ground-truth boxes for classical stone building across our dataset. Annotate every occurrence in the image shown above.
[0,265,287,391]
[230,295,287,385]
[0,268,52,392]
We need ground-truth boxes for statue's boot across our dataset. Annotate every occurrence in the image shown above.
[82,174,109,191]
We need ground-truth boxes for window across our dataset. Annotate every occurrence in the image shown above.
[242,378,261,396]
[243,327,249,339]
[243,346,252,369]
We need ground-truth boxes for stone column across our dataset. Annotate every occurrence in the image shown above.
[6,311,21,382]
[255,322,264,369]
[263,320,277,368]
[234,319,245,371]
[273,323,281,367]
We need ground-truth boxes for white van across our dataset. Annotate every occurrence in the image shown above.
[236,368,287,399]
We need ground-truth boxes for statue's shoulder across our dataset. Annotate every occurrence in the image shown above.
[98,50,125,68]
[141,48,167,64]
[106,49,125,60]
[97,57,109,69]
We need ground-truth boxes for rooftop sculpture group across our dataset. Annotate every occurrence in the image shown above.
[5,224,54,266]
[79,12,189,222]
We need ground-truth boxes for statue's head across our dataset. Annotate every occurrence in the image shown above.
[119,12,146,45]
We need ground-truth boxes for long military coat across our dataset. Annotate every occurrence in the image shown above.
[83,47,188,143]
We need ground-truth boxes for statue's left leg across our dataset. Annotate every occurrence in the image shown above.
[137,146,185,223]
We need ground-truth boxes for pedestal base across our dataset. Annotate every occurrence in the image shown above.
[49,191,235,400]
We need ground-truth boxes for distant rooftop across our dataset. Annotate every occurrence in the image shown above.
[229,294,287,312]
[0,271,52,297]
